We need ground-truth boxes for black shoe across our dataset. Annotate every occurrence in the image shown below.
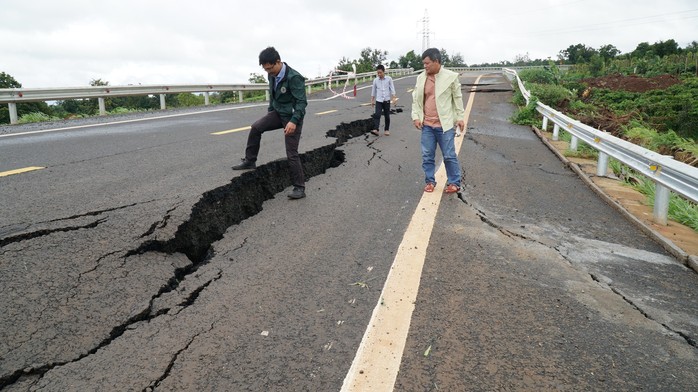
[232,159,256,170]
[287,186,306,199]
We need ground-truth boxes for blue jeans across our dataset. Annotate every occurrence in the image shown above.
[421,125,461,186]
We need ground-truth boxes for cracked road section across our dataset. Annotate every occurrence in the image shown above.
[0,118,374,390]
[1,73,696,391]
[394,75,698,391]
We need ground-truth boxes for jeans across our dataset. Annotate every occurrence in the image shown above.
[421,125,461,186]
[245,110,305,188]
[372,101,390,131]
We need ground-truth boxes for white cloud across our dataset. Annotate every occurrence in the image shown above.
[2,0,697,87]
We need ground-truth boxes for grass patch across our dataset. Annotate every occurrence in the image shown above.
[18,112,61,124]
[557,130,599,159]
[610,159,698,231]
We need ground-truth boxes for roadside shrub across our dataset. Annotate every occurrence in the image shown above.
[528,83,572,107]
[518,68,555,84]
[109,107,143,115]
[626,125,693,154]
[511,97,540,126]
[18,112,60,124]
[568,99,597,114]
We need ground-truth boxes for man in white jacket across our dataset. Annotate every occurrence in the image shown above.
[411,48,466,194]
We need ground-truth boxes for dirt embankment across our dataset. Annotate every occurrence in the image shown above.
[566,74,696,166]
[580,73,681,93]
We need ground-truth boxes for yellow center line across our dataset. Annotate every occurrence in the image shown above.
[211,126,251,135]
[316,110,338,115]
[359,103,372,107]
[341,75,483,392]
[0,166,46,177]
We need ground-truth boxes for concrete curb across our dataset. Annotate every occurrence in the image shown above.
[531,126,696,273]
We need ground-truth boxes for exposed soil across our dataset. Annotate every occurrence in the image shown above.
[580,73,682,93]
[571,74,683,136]
[564,74,697,166]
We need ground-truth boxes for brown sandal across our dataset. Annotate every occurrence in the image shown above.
[444,184,460,193]
[424,183,435,192]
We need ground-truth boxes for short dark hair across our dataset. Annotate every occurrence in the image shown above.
[421,48,441,64]
[376,64,385,71]
[259,47,280,66]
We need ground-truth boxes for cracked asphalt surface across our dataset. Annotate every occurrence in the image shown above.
[1,73,697,391]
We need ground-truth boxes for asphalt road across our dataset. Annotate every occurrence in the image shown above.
[1,72,697,391]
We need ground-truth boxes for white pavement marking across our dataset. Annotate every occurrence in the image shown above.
[341,75,483,392]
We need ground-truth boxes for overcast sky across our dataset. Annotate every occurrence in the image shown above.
[2,0,697,88]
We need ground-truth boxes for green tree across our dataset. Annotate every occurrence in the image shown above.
[599,44,620,62]
[0,71,21,88]
[356,47,388,73]
[0,71,53,124]
[398,50,422,70]
[514,52,531,65]
[632,42,654,58]
[653,39,680,57]
[440,48,451,66]
[335,48,388,73]
[559,44,598,64]
[336,57,351,72]
[449,53,467,67]
[685,41,698,53]
[248,73,267,83]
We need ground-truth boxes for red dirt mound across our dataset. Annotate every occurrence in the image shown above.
[580,73,681,93]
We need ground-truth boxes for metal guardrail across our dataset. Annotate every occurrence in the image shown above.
[0,66,563,124]
[0,68,414,124]
[503,67,698,225]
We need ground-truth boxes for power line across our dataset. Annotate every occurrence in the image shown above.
[504,0,588,17]
[527,8,698,36]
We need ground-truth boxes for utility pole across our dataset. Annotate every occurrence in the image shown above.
[419,9,431,53]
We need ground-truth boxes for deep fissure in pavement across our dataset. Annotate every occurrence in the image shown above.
[123,120,373,305]
[142,118,373,265]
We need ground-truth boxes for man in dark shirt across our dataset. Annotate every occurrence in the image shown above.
[232,46,308,199]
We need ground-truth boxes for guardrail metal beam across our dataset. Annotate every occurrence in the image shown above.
[0,68,414,124]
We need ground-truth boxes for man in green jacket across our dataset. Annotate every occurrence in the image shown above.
[233,47,308,199]
[411,48,465,194]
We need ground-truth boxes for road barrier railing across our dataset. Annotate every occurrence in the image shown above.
[0,68,415,124]
[503,68,698,225]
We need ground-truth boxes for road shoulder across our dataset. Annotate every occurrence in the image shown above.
[532,126,698,272]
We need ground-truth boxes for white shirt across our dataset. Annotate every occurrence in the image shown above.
[371,75,395,102]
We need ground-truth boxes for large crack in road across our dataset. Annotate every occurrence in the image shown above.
[0,118,374,390]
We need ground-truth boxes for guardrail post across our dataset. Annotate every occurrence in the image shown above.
[307,85,311,95]
[238,91,243,103]
[159,94,166,110]
[653,183,670,225]
[204,92,210,105]
[570,135,579,151]
[8,103,18,124]
[265,91,270,101]
[541,116,548,131]
[98,98,106,115]
[596,151,609,176]
[552,123,560,141]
